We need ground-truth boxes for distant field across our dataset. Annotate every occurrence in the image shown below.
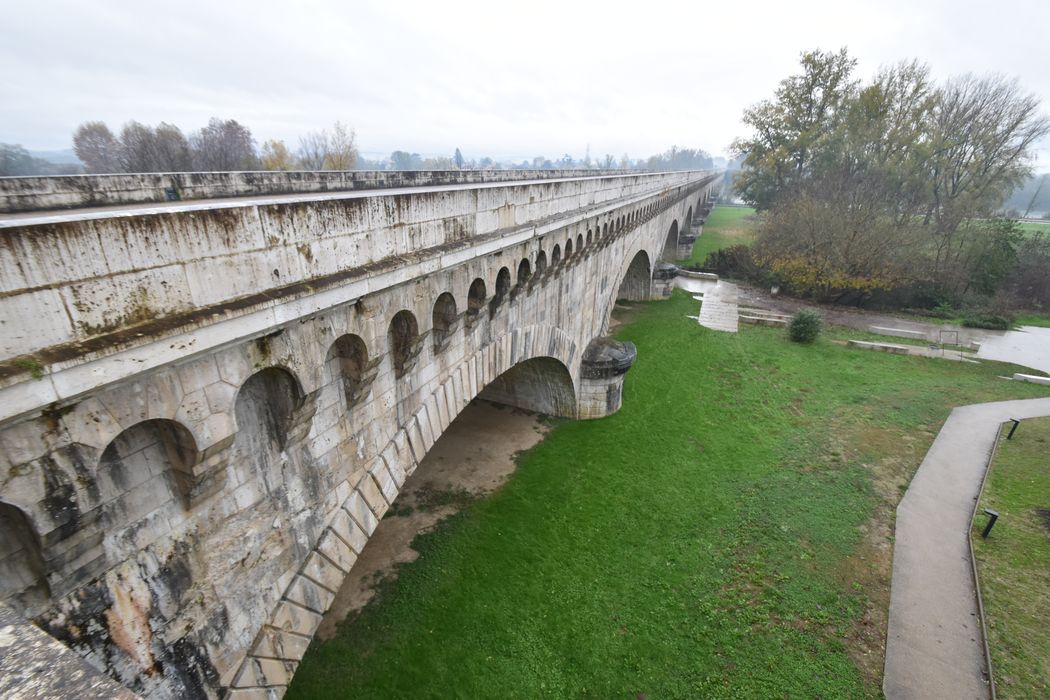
[1017,221,1050,236]
[973,417,1050,697]
[681,205,758,266]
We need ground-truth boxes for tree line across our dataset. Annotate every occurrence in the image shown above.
[724,48,1050,315]
[1,115,716,176]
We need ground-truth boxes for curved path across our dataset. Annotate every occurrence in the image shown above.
[884,397,1050,699]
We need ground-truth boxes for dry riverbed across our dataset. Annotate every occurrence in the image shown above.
[315,400,550,639]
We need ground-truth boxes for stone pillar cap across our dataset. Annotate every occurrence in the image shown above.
[581,337,638,378]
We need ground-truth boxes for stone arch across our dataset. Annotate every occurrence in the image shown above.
[564,238,573,259]
[686,205,693,227]
[388,310,421,378]
[431,293,458,353]
[466,277,487,325]
[0,500,50,615]
[490,267,511,315]
[585,231,592,247]
[534,249,547,276]
[663,220,679,260]
[96,419,198,558]
[325,334,371,408]
[516,258,531,286]
[478,356,577,417]
[616,250,652,302]
[551,244,561,266]
[602,222,608,237]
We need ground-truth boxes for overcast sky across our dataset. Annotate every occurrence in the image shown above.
[3,0,1048,165]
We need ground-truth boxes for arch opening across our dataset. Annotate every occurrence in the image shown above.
[663,220,679,260]
[576,234,584,251]
[388,310,421,378]
[534,250,547,276]
[564,239,573,259]
[616,250,652,302]
[431,293,458,352]
[477,356,577,418]
[551,244,561,267]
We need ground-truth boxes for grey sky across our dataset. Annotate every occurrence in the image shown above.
[3,0,1049,165]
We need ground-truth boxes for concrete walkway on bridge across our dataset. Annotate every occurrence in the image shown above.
[884,396,1050,700]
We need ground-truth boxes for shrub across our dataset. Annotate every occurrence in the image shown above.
[788,309,823,343]
[961,313,1011,330]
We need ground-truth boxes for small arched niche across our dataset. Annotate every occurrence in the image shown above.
[551,244,562,267]
[534,250,547,276]
[490,267,511,316]
[432,292,458,352]
[388,310,421,378]
[516,258,531,287]
[96,418,198,556]
[326,334,372,408]
[466,278,487,327]
[0,502,50,615]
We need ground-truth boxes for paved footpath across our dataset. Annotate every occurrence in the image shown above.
[884,397,1050,699]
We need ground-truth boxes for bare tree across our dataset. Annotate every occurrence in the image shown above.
[297,130,329,170]
[152,122,191,171]
[325,122,358,170]
[119,121,158,173]
[296,122,358,170]
[73,121,121,173]
[190,118,257,171]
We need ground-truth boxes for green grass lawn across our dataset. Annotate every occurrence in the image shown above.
[682,205,758,267]
[288,291,1048,699]
[973,417,1050,698]
[1017,221,1050,236]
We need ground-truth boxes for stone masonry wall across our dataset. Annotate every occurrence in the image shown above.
[0,171,720,698]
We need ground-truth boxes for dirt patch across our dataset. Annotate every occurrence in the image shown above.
[1036,508,1050,533]
[315,400,550,640]
[610,301,642,332]
[833,419,935,690]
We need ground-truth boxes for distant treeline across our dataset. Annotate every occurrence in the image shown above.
[0,117,717,176]
[1001,173,1050,218]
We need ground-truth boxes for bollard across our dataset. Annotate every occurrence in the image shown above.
[981,509,999,538]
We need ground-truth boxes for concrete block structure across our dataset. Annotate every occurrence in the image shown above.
[0,168,720,698]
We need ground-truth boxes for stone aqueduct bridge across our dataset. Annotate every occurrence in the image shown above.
[0,169,720,698]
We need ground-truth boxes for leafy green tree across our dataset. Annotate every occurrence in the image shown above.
[732,48,858,210]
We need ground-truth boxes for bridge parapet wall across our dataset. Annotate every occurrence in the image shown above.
[1,169,639,214]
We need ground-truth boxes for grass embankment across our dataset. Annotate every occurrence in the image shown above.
[973,417,1050,698]
[683,205,758,267]
[288,291,1048,699]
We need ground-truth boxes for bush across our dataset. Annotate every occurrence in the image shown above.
[788,309,823,343]
[961,313,1011,330]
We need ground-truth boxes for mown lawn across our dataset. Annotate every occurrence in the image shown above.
[973,417,1050,698]
[682,205,758,267]
[288,290,1048,700]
